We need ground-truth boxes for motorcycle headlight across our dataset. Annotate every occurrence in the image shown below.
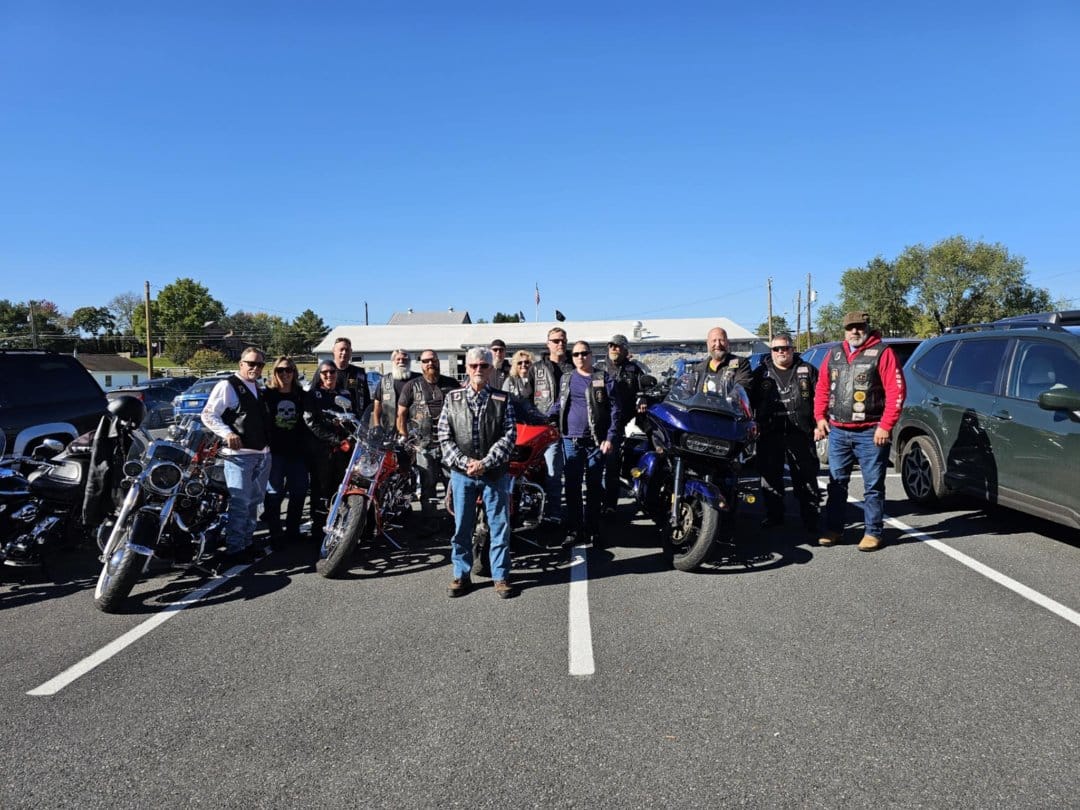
[682,434,732,458]
[184,480,205,497]
[123,460,144,478]
[352,450,381,479]
[147,462,183,493]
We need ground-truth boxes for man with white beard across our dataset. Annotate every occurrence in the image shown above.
[372,348,417,431]
[813,311,906,552]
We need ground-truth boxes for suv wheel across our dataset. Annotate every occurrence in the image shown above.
[900,435,947,504]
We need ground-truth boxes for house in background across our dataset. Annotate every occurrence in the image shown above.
[77,354,148,391]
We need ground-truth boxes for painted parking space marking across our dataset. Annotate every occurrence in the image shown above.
[27,564,249,697]
[568,547,595,676]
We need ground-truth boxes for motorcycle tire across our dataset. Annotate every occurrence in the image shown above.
[668,491,721,572]
[93,510,155,613]
[316,494,367,579]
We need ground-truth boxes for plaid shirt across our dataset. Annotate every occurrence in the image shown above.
[437,385,517,472]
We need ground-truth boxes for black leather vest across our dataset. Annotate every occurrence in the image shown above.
[556,370,612,443]
[443,387,510,475]
[224,376,269,450]
[826,345,885,424]
[530,360,561,412]
[406,376,456,447]
[756,361,816,434]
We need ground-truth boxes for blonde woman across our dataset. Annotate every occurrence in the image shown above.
[263,356,310,543]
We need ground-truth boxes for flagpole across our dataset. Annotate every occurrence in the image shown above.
[534,282,540,322]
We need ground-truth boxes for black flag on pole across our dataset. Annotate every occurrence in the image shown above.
[554,309,566,322]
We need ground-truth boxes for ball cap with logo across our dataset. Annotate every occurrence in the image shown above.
[843,311,871,329]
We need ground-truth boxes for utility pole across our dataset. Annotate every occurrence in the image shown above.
[28,300,40,349]
[144,281,154,379]
[806,273,813,348]
[795,289,802,348]
[364,301,369,326]
[766,277,774,341]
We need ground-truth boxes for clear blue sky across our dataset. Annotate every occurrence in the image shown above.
[3,1,1078,331]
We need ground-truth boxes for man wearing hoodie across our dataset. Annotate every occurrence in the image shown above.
[813,311,906,552]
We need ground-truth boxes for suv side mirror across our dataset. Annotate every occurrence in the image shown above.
[1038,387,1080,417]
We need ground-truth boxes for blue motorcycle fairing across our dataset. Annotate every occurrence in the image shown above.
[648,401,752,443]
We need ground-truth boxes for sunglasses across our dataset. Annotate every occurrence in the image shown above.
[771,346,793,353]
[319,369,338,375]
[490,347,505,352]
[516,361,531,366]
[275,367,296,374]
[242,360,265,368]
[420,358,437,364]
[467,363,491,370]
[548,338,566,344]
[572,351,591,357]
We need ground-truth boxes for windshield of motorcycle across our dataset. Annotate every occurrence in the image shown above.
[665,372,752,419]
[356,403,398,450]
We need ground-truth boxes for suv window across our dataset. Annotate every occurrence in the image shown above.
[911,342,955,384]
[943,339,1009,394]
[1006,340,1080,401]
[0,354,104,407]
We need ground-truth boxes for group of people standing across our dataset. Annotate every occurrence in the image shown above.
[198,310,906,593]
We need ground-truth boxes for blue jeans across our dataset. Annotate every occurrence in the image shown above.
[542,440,565,521]
[222,452,272,553]
[449,470,512,581]
[264,453,309,537]
[562,437,604,534]
[825,427,889,538]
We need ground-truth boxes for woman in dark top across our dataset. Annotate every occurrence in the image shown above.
[263,356,310,543]
[303,360,355,538]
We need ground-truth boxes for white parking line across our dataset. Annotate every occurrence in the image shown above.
[27,564,249,697]
[568,547,595,676]
[882,514,1080,629]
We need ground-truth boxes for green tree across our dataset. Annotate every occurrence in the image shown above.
[754,315,792,339]
[133,278,225,364]
[492,312,523,323]
[814,303,843,343]
[107,292,141,335]
[70,306,116,335]
[835,256,919,337]
[187,348,229,374]
[289,309,330,354]
[899,236,1052,334]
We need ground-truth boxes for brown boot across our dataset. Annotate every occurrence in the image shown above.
[857,534,883,552]
[447,575,472,597]
[493,579,515,599]
[818,530,842,547]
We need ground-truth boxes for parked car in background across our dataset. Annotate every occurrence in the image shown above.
[894,311,1080,529]
[0,350,108,456]
[171,377,227,421]
[801,337,923,465]
[105,384,177,429]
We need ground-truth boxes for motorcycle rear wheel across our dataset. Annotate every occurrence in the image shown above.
[94,510,155,613]
[668,492,721,572]
[316,494,367,578]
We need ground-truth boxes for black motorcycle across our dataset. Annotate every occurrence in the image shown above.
[93,416,229,612]
[1,397,144,571]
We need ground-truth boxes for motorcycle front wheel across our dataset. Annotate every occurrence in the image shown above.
[316,494,367,578]
[667,492,721,572]
[94,510,155,612]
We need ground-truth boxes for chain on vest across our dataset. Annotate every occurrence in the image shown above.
[826,346,886,423]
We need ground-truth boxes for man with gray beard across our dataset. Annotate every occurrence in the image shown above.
[372,348,417,431]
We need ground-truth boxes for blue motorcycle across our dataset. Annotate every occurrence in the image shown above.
[625,372,758,570]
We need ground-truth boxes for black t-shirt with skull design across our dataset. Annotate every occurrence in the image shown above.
[264,388,309,458]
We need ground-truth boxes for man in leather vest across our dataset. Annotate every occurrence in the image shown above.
[201,346,272,567]
[331,336,372,416]
[489,339,511,389]
[528,327,573,525]
[813,311,906,551]
[373,349,417,431]
[597,333,648,515]
[692,326,753,393]
[749,333,820,534]
[437,346,517,599]
[397,350,460,531]
[550,340,622,548]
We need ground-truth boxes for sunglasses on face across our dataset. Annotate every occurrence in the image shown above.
[420,358,437,364]
[516,361,531,366]
[319,369,337,375]
[572,351,591,357]
[771,346,792,353]
[548,338,566,344]
[275,367,296,374]
[242,360,265,368]
[467,363,490,370]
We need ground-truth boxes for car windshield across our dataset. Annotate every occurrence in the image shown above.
[665,372,752,420]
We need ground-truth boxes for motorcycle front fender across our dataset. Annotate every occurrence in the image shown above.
[682,478,728,512]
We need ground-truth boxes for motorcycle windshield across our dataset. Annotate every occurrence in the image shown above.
[665,372,752,420]
[357,403,398,450]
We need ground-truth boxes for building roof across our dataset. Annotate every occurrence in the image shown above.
[313,317,761,356]
[77,353,147,372]
[387,309,472,326]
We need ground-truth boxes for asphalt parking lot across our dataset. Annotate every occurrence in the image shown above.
[1,473,1078,808]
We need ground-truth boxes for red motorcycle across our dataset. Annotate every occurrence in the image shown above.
[446,422,561,576]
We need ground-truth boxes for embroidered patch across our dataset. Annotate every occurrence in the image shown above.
[853,391,866,402]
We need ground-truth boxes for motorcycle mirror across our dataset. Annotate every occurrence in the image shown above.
[334,395,352,411]
[640,375,658,389]
[32,438,65,459]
